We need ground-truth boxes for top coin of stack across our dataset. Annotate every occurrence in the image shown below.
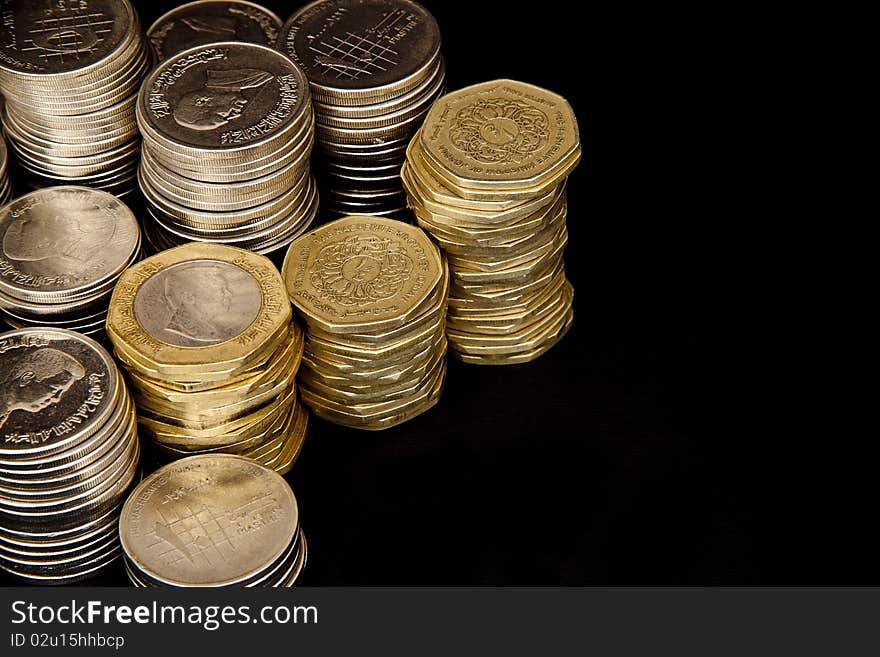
[120,454,306,587]
[0,328,139,584]
[0,134,11,205]
[0,0,151,197]
[283,215,449,429]
[402,80,581,364]
[0,187,141,339]
[136,42,319,256]
[106,243,308,474]
[278,0,445,219]
[148,0,283,61]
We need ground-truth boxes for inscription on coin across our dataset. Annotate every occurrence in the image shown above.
[148,1,282,61]
[0,330,115,450]
[133,260,262,348]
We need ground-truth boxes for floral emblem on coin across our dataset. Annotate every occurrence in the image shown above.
[448,98,550,164]
[312,235,414,306]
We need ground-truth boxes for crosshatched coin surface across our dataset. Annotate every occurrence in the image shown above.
[148,0,282,61]
[0,0,133,76]
[0,328,118,458]
[0,187,140,300]
[278,0,440,93]
[119,454,298,586]
[139,42,309,150]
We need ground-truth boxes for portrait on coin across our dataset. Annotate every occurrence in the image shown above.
[133,261,262,348]
[2,209,116,270]
[0,348,86,429]
[174,68,274,131]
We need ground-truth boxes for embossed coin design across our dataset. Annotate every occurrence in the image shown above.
[148,0,283,61]
[136,42,318,254]
[106,243,308,473]
[0,328,139,584]
[283,216,448,429]
[119,454,306,587]
[0,0,150,195]
[0,187,141,339]
[278,0,445,218]
[403,80,581,364]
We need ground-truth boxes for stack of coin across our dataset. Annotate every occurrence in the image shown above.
[120,455,306,587]
[136,42,318,256]
[0,328,139,584]
[106,243,308,473]
[278,0,445,219]
[402,80,581,364]
[0,0,150,197]
[283,215,448,429]
[0,187,141,339]
[0,134,11,205]
[148,0,282,61]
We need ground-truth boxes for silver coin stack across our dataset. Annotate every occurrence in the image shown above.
[278,0,445,219]
[136,42,319,256]
[148,0,283,61]
[0,134,11,205]
[0,328,139,584]
[120,455,306,587]
[0,187,141,339]
[0,0,151,197]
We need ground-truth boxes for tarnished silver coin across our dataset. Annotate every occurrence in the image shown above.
[149,0,282,61]
[119,454,301,587]
[0,187,140,303]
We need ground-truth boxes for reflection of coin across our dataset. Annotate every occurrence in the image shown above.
[149,0,282,61]
[119,454,302,587]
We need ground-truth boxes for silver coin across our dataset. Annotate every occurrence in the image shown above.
[120,454,300,587]
[149,0,282,61]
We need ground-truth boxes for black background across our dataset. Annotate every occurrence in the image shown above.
[0,0,818,586]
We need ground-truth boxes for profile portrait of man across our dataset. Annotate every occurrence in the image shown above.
[2,211,115,267]
[173,68,274,131]
[0,348,86,430]
[159,265,236,344]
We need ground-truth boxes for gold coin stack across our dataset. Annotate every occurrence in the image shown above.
[283,216,448,429]
[120,455,306,587]
[0,187,141,339]
[0,0,150,197]
[278,0,446,219]
[136,42,318,256]
[0,328,139,584]
[402,79,581,364]
[106,243,308,474]
[0,135,11,205]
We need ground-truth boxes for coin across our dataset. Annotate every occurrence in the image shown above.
[278,0,445,218]
[0,134,11,205]
[0,187,141,339]
[148,0,283,61]
[119,454,306,587]
[136,42,318,254]
[283,215,448,429]
[106,242,309,472]
[0,328,138,583]
[0,0,150,195]
[401,79,581,364]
